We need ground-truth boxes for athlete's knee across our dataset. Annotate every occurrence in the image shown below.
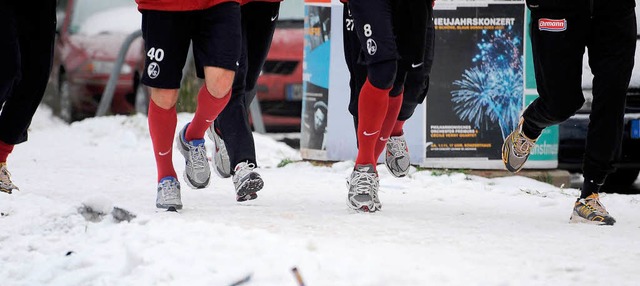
[367,60,397,90]
[149,88,179,109]
[203,66,235,98]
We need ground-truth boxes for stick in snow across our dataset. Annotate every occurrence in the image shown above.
[228,273,252,286]
[291,267,306,286]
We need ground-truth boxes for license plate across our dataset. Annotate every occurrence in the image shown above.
[632,119,640,139]
[286,83,303,101]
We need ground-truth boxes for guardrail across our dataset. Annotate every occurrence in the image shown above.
[96,30,142,117]
[96,29,266,134]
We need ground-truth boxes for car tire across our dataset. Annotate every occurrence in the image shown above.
[602,168,640,194]
[58,72,75,123]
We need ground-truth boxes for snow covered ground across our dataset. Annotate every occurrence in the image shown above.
[1,106,639,286]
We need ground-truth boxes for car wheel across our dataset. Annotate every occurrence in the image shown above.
[602,169,640,194]
[58,73,75,123]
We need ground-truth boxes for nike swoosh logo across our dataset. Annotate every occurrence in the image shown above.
[411,62,424,68]
[205,119,214,123]
[158,150,171,156]
[379,137,388,141]
[363,130,380,136]
[271,14,278,21]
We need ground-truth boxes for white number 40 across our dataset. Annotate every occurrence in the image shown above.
[147,47,165,62]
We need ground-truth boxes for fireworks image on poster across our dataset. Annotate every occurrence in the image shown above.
[450,27,523,139]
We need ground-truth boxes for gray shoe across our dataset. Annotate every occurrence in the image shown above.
[347,164,381,212]
[502,118,537,173]
[156,176,182,210]
[570,193,616,225]
[176,123,211,189]
[232,162,264,202]
[0,163,19,194]
[206,125,231,178]
[385,135,410,178]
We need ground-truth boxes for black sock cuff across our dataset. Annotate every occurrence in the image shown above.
[580,179,602,198]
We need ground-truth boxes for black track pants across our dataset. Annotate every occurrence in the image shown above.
[213,2,279,170]
[523,4,636,182]
[0,1,56,145]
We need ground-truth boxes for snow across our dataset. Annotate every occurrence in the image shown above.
[1,106,640,286]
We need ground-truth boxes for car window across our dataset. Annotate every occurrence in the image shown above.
[279,0,304,21]
[69,0,137,34]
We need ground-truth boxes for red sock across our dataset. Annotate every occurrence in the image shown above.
[0,140,14,163]
[355,79,390,168]
[391,120,405,137]
[148,100,177,181]
[374,93,403,160]
[185,85,231,141]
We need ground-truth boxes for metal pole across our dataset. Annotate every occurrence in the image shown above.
[248,88,266,134]
[96,29,142,117]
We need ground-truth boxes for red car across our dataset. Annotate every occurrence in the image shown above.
[47,0,144,122]
[254,1,304,132]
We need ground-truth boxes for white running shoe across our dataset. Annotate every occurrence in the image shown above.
[347,164,381,212]
[232,162,264,202]
[176,123,211,189]
[156,176,182,210]
[0,163,18,194]
[385,135,411,177]
[206,125,231,178]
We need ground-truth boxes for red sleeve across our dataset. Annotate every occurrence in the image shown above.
[241,0,283,5]
[137,0,239,11]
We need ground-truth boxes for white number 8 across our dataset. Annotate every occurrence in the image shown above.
[363,24,372,37]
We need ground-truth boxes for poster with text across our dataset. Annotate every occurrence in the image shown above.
[425,2,525,168]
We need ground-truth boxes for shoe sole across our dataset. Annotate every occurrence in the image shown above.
[502,139,524,173]
[182,171,210,189]
[213,160,231,179]
[207,129,231,179]
[213,146,231,179]
[569,212,615,226]
[156,203,183,210]
[385,156,409,178]
[346,197,380,213]
[236,178,264,202]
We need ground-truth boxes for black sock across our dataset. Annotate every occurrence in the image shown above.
[520,121,541,140]
[581,179,602,199]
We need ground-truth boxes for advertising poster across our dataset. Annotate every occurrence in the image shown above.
[301,2,331,160]
[425,2,526,168]
[523,10,558,167]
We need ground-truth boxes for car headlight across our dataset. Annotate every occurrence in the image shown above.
[84,60,133,74]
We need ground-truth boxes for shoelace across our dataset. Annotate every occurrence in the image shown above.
[513,132,536,157]
[350,171,378,196]
[584,196,609,215]
[189,144,207,169]
[388,137,407,157]
[159,180,180,201]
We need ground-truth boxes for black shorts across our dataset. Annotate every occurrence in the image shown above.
[140,2,241,89]
[393,0,430,70]
[348,0,429,67]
